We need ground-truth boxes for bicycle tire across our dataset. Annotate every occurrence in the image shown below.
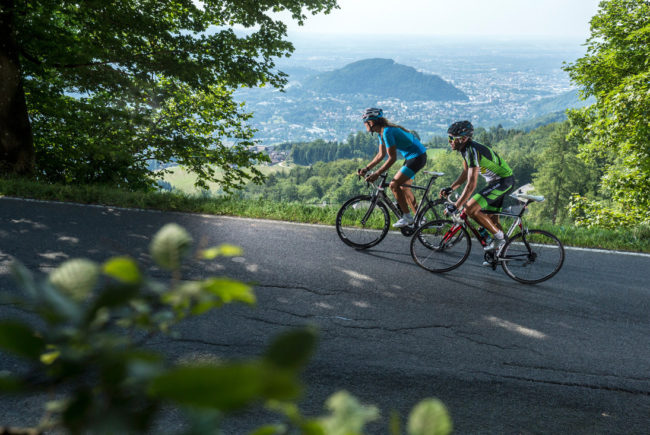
[500,229,565,284]
[410,219,471,273]
[415,201,446,248]
[336,195,390,249]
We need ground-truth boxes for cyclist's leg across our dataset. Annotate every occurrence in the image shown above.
[401,179,418,214]
[390,171,413,216]
[464,200,498,232]
[394,153,427,215]
[466,176,515,235]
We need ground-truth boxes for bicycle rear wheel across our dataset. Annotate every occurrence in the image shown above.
[410,220,471,273]
[500,229,564,284]
[336,195,390,249]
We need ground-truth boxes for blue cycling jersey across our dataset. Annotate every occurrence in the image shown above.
[380,127,427,160]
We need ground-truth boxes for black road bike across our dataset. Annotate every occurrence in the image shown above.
[336,170,447,249]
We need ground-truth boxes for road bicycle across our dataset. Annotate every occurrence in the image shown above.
[409,184,565,284]
[336,170,447,249]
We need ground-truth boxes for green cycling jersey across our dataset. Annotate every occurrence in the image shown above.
[460,140,513,183]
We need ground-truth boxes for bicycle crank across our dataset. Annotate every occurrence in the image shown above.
[483,252,498,270]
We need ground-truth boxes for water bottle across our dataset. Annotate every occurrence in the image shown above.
[478,227,492,243]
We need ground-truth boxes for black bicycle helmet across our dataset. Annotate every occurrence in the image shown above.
[362,107,383,122]
[447,120,474,137]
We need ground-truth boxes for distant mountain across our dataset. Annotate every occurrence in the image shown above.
[527,90,594,117]
[305,58,468,102]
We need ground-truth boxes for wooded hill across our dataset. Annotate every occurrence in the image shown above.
[305,58,468,101]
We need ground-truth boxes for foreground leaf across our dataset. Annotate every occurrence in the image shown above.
[407,398,452,435]
[103,257,141,284]
[150,224,193,270]
[320,390,380,435]
[49,259,100,301]
[149,362,300,411]
[264,328,317,371]
[200,244,243,259]
[0,321,45,360]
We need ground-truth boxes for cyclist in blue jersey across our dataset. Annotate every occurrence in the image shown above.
[440,120,515,253]
[358,107,428,228]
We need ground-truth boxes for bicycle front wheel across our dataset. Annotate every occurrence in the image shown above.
[410,220,471,273]
[500,229,565,284]
[415,200,454,248]
[336,195,390,249]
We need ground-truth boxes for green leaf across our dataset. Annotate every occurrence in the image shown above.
[0,321,45,360]
[300,421,326,435]
[150,224,193,270]
[250,424,286,435]
[10,261,38,298]
[103,256,141,284]
[202,278,255,305]
[320,390,380,435]
[49,258,100,301]
[200,244,243,259]
[407,398,452,435]
[149,362,300,411]
[40,349,61,365]
[264,328,317,371]
[0,372,23,393]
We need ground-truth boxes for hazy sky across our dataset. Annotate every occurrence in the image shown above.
[280,0,602,39]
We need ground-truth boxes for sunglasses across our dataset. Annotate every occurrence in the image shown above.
[448,135,465,142]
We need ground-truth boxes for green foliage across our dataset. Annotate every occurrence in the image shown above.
[0,223,267,432]
[275,132,378,166]
[320,391,380,434]
[530,123,601,224]
[0,223,453,433]
[564,0,650,226]
[8,0,339,190]
[407,399,453,435]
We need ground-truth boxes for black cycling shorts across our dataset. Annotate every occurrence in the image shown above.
[400,153,427,179]
[473,176,515,212]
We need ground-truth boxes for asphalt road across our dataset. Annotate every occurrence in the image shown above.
[0,197,649,434]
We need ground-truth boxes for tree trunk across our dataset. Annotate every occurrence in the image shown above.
[0,0,35,176]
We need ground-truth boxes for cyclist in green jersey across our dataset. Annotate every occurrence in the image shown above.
[440,120,515,253]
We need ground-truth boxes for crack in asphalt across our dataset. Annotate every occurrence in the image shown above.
[502,362,650,382]
[161,337,244,348]
[243,315,302,328]
[257,283,337,296]
[248,309,543,353]
[269,307,374,322]
[454,331,530,351]
[476,370,650,396]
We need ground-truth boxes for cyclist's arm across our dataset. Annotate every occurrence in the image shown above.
[373,145,397,174]
[363,143,387,172]
[455,165,479,209]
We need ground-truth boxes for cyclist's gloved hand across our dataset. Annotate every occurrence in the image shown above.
[358,167,368,176]
[365,172,378,183]
[445,203,458,215]
[440,186,453,198]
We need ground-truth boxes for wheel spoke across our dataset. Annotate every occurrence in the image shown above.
[500,230,564,284]
[411,220,471,273]
[336,196,390,249]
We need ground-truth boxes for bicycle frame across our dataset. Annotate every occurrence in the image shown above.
[443,204,529,244]
[361,171,444,230]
